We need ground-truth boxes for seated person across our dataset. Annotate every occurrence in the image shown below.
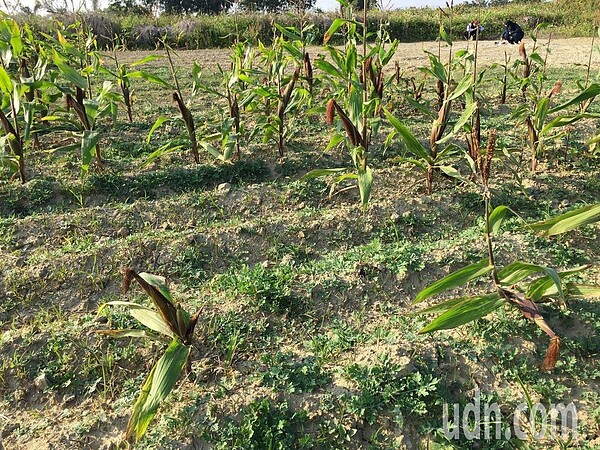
[465,19,484,40]
[501,20,524,44]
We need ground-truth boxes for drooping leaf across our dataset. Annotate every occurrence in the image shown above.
[53,51,87,90]
[358,165,373,211]
[489,205,510,235]
[548,83,600,114]
[419,293,504,333]
[81,129,100,174]
[526,204,600,236]
[125,339,190,442]
[498,261,545,286]
[383,109,430,162]
[124,269,183,338]
[146,116,170,144]
[300,167,347,181]
[100,301,175,338]
[414,259,492,303]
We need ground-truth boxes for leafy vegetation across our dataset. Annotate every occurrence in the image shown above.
[0,1,599,449]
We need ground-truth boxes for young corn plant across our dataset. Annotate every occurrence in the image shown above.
[251,33,308,157]
[514,41,600,171]
[104,40,170,123]
[54,54,120,173]
[0,17,40,183]
[303,0,397,209]
[97,268,201,443]
[385,2,481,193]
[414,136,600,370]
[145,42,208,165]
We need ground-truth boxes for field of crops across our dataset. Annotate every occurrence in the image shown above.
[0,8,599,450]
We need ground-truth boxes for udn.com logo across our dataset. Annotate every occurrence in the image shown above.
[442,390,577,442]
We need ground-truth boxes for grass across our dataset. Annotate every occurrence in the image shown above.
[0,33,599,450]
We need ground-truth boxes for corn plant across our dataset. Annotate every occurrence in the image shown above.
[251,32,308,157]
[53,52,120,173]
[97,268,201,443]
[145,42,210,165]
[513,40,600,171]
[0,18,53,183]
[302,0,397,210]
[104,40,170,124]
[414,137,600,370]
[576,26,599,114]
[191,41,255,162]
[384,3,480,193]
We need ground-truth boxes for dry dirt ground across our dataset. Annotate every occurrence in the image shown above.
[0,37,599,450]
[117,37,600,71]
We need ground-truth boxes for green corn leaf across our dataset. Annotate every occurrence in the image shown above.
[439,24,452,46]
[526,266,590,301]
[436,102,477,145]
[383,109,430,162]
[326,133,346,150]
[126,339,190,442]
[526,204,600,236]
[142,143,184,168]
[130,55,164,67]
[414,259,492,303]
[548,83,600,114]
[81,129,100,174]
[489,205,510,235]
[564,283,600,298]
[542,113,600,135]
[100,301,175,338]
[10,20,23,57]
[300,167,347,181]
[534,97,550,131]
[448,75,473,101]
[437,165,465,182]
[358,165,373,211]
[314,59,343,79]
[127,70,173,88]
[53,51,87,90]
[0,66,12,94]
[323,18,359,44]
[498,261,545,285]
[419,293,504,334]
[146,116,170,144]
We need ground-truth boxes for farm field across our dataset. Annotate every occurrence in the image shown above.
[0,23,600,450]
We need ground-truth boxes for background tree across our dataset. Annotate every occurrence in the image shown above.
[240,0,315,13]
[160,0,225,14]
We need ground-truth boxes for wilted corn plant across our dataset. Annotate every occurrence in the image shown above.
[97,269,201,443]
[414,135,600,370]
[191,41,255,162]
[0,17,44,183]
[104,38,171,124]
[384,20,475,193]
[514,37,600,171]
[250,30,309,157]
[303,0,398,209]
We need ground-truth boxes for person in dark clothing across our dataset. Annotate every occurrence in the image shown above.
[465,19,484,40]
[501,20,524,44]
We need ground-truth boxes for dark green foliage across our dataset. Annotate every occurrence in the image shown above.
[259,352,332,393]
[203,398,311,450]
[344,355,440,425]
[160,0,225,14]
[215,264,299,313]
[241,0,315,13]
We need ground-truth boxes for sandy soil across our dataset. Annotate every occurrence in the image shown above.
[115,37,600,72]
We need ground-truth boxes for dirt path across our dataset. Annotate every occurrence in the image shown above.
[116,37,599,71]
